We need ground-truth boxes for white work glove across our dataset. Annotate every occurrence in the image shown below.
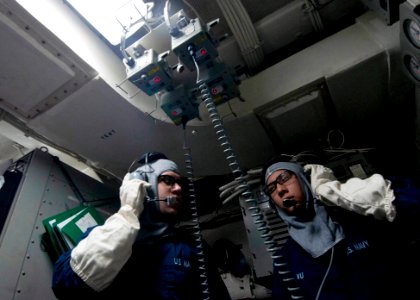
[119,173,151,218]
[307,165,396,221]
[70,175,151,291]
[304,164,337,194]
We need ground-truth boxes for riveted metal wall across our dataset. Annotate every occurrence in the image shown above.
[0,149,118,300]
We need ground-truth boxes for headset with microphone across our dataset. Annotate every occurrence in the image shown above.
[145,195,178,206]
[128,152,168,181]
[282,198,297,208]
[127,152,180,207]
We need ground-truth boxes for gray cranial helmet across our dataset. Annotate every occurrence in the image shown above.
[131,157,179,201]
[129,152,180,242]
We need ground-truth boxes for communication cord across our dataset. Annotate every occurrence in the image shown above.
[186,20,301,297]
[197,78,304,299]
[315,246,334,300]
[182,125,211,300]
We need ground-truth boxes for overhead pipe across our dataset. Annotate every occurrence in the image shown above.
[216,0,264,72]
[304,0,324,33]
[253,0,319,56]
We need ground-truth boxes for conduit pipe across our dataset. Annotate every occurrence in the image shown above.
[304,0,324,33]
[253,0,320,56]
[216,0,264,72]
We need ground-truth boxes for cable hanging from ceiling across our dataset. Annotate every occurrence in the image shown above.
[215,0,264,72]
[304,0,324,33]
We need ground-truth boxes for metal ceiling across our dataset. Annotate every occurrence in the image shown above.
[0,0,416,183]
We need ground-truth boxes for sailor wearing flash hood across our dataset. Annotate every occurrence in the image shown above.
[131,157,181,242]
[52,152,231,300]
[264,161,344,258]
[263,158,411,300]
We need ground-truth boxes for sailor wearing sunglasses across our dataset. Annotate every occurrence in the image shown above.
[52,152,231,300]
[262,156,416,300]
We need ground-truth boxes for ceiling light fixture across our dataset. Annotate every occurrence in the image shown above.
[65,0,150,46]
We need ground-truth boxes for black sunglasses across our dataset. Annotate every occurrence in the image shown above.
[158,175,182,187]
[264,170,293,195]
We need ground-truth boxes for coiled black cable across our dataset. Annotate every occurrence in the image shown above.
[197,75,304,300]
[187,38,303,298]
[182,127,211,300]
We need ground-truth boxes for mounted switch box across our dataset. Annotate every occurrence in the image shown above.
[171,12,219,71]
[192,63,240,106]
[126,49,173,96]
[159,84,200,126]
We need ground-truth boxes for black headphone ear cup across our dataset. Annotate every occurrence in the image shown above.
[129,169,148,181]
[138,152,168,165]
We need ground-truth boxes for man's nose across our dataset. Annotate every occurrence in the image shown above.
[275,182,287,195]
[172,182,182,191]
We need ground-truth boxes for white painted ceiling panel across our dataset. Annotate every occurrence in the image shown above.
[0,0,416,181]
[0,1,98,121]
[0,14,73,119]
[27,77,161,178]
[256,87,329,150]
[26,76,275,179]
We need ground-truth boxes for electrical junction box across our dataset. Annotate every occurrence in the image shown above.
[192,62,240,106]
[126,49,172,96]
[159,84,199,126]
[171,15,219,71]
[325,151,376,182]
